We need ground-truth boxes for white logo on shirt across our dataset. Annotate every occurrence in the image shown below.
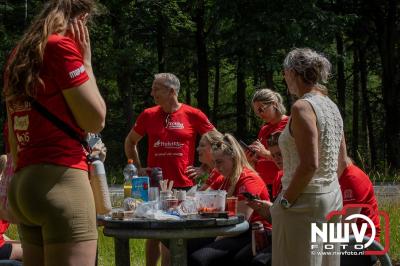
[166,121,184,129]
[69,65,85,79]
[14,115,29,130]
[153,140,184,149]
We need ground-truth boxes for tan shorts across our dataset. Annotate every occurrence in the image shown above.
[8,164,98,246]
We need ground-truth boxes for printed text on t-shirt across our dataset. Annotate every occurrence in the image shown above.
[69,65,85,79]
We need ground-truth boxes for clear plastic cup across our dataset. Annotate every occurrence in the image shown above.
[149,187,159,201]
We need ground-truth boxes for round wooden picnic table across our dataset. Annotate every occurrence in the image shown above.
[99,215,249,266]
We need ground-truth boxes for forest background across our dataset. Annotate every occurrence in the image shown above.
[1,0,400,184]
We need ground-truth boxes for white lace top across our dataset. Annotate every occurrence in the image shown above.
[279,93,343,191]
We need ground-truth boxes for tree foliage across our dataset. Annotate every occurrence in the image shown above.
[1,0,399,179]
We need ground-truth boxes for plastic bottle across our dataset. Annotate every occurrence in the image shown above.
[123,159,137,198]
[251,222,268,255]
[89,157,112,214]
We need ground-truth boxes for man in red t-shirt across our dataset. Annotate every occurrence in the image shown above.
[338,140,380,266]
[124,73,215,188]
[124,73,214,266]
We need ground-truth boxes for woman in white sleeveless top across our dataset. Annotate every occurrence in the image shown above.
[271,48,344,266]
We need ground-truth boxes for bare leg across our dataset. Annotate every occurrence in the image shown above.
[21,242,44,266]
[146,239,161,266]
[161,243,170,266]
[44,240,97,266]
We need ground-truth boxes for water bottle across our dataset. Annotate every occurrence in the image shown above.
[89,157,112,214]
[123,159,137,198]
[251,222,268,255]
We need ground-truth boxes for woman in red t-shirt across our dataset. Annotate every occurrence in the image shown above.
[186,130,224,190]
[189,133,271,265]
[4,1,106,265]
[248,89,288,198]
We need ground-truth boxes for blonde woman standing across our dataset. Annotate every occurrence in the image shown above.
[249,89,288,197]
[271,48,343,266]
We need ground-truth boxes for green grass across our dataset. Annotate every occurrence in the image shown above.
[4,199,399,265]
[5,225,147,266]
[97,229,146,266]
[379,200,400,262]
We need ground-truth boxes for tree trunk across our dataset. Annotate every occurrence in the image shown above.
[351,48,359,159]
[156,11,165,73]
[194,0,209,115]
[373,0,400,171]
[265,69,274,89]
[336,32,346,120]
[185,71,191,106]
[359,47,376,168]
[212,56,220,126]
[110,2,135,134]
[236,56,247,139]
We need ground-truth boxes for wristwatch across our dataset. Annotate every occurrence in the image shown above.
[280,196,292,209]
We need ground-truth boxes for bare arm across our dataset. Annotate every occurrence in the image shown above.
[247,199,273,223]
[283,100,319,204]
[124,129,144,171]
[237,200,254,221]
[62,76,106,133]
[63,18,106,133]
[6,103,18,167]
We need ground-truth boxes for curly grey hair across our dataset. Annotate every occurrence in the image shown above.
[283,48,331,88]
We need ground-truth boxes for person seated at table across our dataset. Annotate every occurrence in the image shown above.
[186,130,224,191]
[189,133,271,266]
[0,156,23,264]
[337,139,379,266]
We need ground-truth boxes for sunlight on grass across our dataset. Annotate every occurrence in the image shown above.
[379,200,400,262]
[4,191,399,265]
[97,227,146,266]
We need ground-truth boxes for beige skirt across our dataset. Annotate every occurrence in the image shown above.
[271,188,343,266]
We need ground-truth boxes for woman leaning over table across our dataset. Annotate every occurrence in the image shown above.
[270,48,343,266]
[4,0,106,265]
[189,133,271,266]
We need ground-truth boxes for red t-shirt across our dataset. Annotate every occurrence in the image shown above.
[207,169,225,190]
[0,220,9,248]
[133,104,214,188]
[255,116,288,185]
[219,167,272,230]
[339,164,380,241]
[5,34,89,172]
[272,170,283,200]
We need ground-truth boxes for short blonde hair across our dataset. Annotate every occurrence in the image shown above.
[252,88,286,115]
